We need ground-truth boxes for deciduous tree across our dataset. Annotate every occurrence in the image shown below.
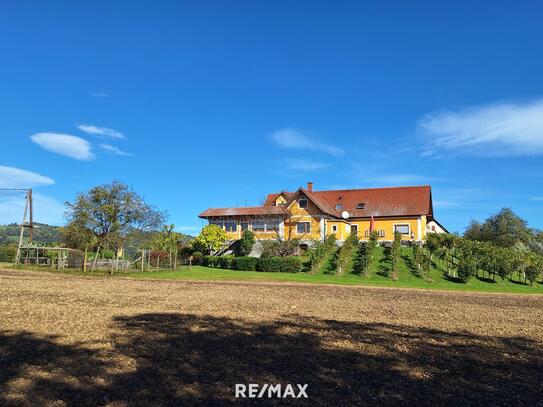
[191,224,227,254]
[62,181,166,253]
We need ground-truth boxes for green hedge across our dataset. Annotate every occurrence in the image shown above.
[233,256,259,271]
[204,255,234,269]
[258,256,302,273]
[203,255,302,273]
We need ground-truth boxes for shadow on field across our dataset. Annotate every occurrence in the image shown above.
[2,314,543,405]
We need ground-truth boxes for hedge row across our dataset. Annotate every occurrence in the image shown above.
[203,255,302,273]
[203,255,234,269]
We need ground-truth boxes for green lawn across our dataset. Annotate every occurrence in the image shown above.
[129,246,542,294]
[4,246,542,294]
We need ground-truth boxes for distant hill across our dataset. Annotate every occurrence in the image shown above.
[0,223,193,248]
[0,223,62,245]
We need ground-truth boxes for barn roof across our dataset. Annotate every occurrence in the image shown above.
[268,185,433,218]
[200,185,433,220]
[199,206,289,218]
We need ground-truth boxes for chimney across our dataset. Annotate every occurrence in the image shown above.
[307,181,313,192]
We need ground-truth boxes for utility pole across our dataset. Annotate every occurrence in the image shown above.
[15,194,29,264]
[0,188,33,264]
[28,188,34,243]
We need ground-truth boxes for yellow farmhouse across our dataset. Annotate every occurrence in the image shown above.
[199,182,447,243]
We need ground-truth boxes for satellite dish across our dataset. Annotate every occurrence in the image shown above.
[341,210,350,219]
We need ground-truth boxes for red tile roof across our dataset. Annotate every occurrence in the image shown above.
[272,185,432,218]
[315,186,432,218]
[201,185,433,220]
[264,191,295,206]
[199,206,289,218]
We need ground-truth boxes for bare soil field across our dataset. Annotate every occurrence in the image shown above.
[1,268,542,406]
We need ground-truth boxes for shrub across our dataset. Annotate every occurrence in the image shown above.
[525,263,541,286]
[219,255,234,269]
[177,246,193,263]
[203,255,235,269]
[233,256,259,271]
[203,255,219,267]
[101,249,115,260]
[352,242,366,275]
[365,231,379,273]
[391,232,402,280]
[307,235,338,274]
[324,234,336,252]
[191,251,203,265]
[308,241,326,273]
[0,244,17,262]
[457,245,476,283]
[261,238,300,257]
[333,234,358,275]
[258,256,302,273]
[280,256,303,273]
[237,230,255,256]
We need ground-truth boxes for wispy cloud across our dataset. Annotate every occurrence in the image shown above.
[284,158,329,171]
[89,91,109,98]
[271,128,344,157]
[0,192,64,225]
[77,124,125,139]
[530,196,543,201]
[347,163,440,187]
[433,200,459,208]
[368,173,440,185]
[30,132,95,161]
[99,143,134,157]
[418,98,543,156]
[0,165,54,188]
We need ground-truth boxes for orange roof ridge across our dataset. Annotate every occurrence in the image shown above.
[312,185,431,193]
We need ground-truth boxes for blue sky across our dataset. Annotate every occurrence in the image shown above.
[1,1,542,234]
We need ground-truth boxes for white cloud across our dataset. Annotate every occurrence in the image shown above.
[0,192,64,225]
[368,173,440,185]
[347,163,439,187]
[418,99,543,156]
[284,158,328,171]
[0,165,54,188]
[271,128,344,157]
[77,124,125,139]
[530,196,543,201]
[433,200,459,208]
[30,132,95,161]
[99,144,134,157]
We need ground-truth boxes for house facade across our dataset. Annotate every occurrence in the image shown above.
[199,182,446,242]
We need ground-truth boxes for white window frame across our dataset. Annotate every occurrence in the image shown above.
[331,225,338,233]
[393,223,410,235]
[296,222,311,234]
[210,219,224,229]
[224,220,237,232]
[265,218,280,232]
[251,219,266,232]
